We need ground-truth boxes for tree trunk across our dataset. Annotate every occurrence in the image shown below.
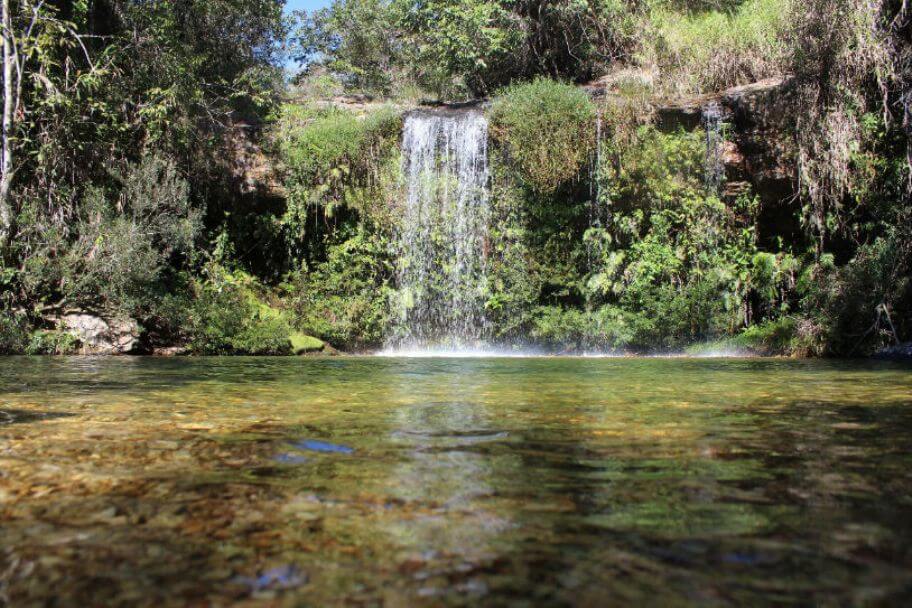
[0,0,13,247]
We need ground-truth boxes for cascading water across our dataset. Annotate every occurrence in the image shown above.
[586,113,609,269]
[387,108,492,352]
[703,102,725,194]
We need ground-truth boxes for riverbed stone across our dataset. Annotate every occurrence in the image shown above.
[60,313,140,355]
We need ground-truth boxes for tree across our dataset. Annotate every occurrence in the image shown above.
[1,0,286,320]
[290,0,642,99]
[1,0,12,244]
[292,0,401,95]
[1,1,99,248]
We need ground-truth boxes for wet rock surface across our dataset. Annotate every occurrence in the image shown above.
[589,76,801,249]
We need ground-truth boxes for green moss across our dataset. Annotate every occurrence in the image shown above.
[290,332,325,355]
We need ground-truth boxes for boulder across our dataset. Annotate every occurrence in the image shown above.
[873,343,912,361]
[60,314,140,355]
[152,345,190,357]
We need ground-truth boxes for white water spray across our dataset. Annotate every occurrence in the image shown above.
[703,102,725,194]
[387,108,492,352]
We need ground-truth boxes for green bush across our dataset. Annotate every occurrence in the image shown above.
[531,307,593,351]
[188,271,293,356]
[11,154,201,324]
[230,316,295,356]
[483,178,539,343]
[734,317,800,354]
[582,125,767,349]
[292,228,392,350]
[0,310,29,354]
[26,330,79,356]
[686,317,803,356]
[279,105,402,234]
[275,104,403,273]
[801,235,912,356]
[490,78,596,193]
[531,306,638,352]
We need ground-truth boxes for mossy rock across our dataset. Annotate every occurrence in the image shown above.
[290,332,326,355]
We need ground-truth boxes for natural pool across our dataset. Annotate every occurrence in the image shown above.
[1,357,911,606]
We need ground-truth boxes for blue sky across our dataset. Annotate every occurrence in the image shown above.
[284,0,330,15]
[283,1,330,70]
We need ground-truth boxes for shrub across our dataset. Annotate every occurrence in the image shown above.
[61,155,201,317]
[484,178,540,343]
[231,316,295,356]
[643,0,790,96]
[26,330,79,356]
[278,104,402,248]
[531,307,593,351]
[734,317,800,354]
[788,0,898,253]
[0,310,29,354]
[292,228,392,350]
[801,236,912,356]
[489,78,597,193]
[585,125,767,349]
[531,306,638,352]
[188,270,293,356]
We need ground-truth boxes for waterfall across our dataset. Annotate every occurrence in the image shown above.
[703,102,725,194]
[587,113,608,268]
[388,108,492,352]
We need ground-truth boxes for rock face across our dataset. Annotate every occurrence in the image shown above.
[593,76,801,250]
[60,314,140,355]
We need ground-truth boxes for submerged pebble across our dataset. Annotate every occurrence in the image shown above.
[274,452,309,464]
[290,439,354,454]
[233,564,308,593]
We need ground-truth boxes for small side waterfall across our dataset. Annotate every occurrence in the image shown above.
[703,102,725,194]
[586,113,609,269]
[388,108,492,352]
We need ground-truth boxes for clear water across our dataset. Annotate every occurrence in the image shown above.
[2,356,912,606]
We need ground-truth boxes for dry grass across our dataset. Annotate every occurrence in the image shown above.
[639,0,791,98]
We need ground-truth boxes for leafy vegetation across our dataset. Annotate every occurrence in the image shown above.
[0,0,908,356]
[490,79,597,193]
[278,104,401,249]
[290,227,393,350]
[291,0,641,99]
[642,0,790,96]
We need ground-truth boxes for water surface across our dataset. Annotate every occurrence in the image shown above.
[1,357,911,606]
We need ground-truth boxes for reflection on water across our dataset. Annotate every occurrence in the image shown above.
[1,357,912,606]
